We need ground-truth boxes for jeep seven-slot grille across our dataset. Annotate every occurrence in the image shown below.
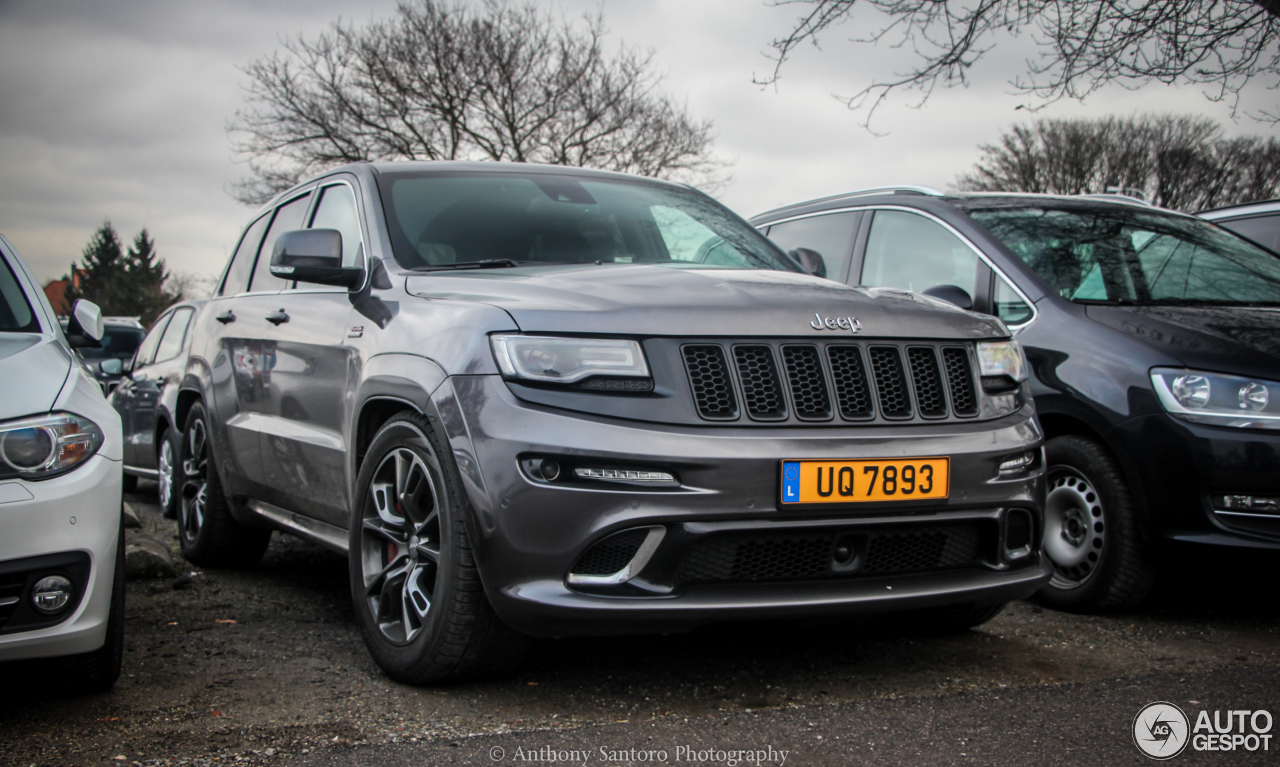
[683,341,979,425]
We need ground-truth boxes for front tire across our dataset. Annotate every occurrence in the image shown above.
[1037,435,1155,612]
[177,402,271,568]
[349,411,525,683]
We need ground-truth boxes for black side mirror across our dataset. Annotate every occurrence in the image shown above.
[921,284,973,310]
[271,229,365,289]
[788,248,827,279]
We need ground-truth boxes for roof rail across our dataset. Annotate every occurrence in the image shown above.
[1076,193,1152,207]
[754,185,945,219]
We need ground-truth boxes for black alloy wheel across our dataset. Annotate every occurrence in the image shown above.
[176,402,271,568]
[349,411,525,683]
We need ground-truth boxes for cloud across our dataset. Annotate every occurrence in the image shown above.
[0,0,1273,285]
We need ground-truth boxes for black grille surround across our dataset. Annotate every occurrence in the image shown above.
[682,339,983,426]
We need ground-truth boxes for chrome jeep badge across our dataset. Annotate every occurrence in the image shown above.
[810,314,861,333]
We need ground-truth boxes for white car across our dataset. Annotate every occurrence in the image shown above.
[0,233,124,692]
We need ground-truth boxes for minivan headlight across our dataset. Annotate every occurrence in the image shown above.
[490,335,650,385]
[976,340,1028,382]
[1151,368,1280,429]
[0,413,104,480]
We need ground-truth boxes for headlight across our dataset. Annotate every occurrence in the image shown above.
[1151,368,1280,429]
[490,335,650,385]
[0,413,104,480]
[976,340,1028,382]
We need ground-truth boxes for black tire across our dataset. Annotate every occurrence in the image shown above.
[349,411,526,684]
[880,602,1006,636]
[177,402,271,568]
[156,425,179,520]
[121,473,138,494]
[1037,435,1155,612]
[70,511,125,693]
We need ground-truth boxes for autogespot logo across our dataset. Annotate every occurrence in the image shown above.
[1133,702,1190,760]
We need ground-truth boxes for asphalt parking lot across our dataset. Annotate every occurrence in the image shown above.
[2,483,1278,767]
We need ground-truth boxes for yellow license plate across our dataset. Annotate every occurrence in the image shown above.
[779,458,950,505]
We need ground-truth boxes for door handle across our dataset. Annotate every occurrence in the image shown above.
[216,310,236,324]
[266,309,290,326]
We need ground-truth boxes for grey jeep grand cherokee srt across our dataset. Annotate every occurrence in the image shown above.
[177,162,1049,682]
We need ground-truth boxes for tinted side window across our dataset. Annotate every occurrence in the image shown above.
[309,184,363,267]
[861,210,979,297]
[1219,215,1280,254]
[133,314,172,368]
[765,212,860,282]
[153,307,194,364]
[220,214,271,297]
[249,193,313,293]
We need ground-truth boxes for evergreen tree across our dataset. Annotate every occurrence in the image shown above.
[124,229,179,325]
[65,223,182,325]
[65,221,127,314]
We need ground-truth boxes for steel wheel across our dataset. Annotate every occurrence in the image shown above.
[157,434,175,512]
[1044,468,1106,589]
[180,418,209,544]
[359,448,443,645]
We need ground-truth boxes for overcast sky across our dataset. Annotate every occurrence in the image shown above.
[1,0,1276,287]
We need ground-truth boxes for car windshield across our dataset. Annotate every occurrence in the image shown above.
[378,171,798,272]
[1,256,39,333]
[76,325,144,360]
[968,206,1280,306]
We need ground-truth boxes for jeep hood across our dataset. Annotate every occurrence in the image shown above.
[405,264,1007,339]
[0,333,72,419]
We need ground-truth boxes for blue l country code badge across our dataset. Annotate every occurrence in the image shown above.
[781,461,801,503]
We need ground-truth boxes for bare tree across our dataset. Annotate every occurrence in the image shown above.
[955,114,1280,211]
[229,0,724,205]
[763,1,1280,127]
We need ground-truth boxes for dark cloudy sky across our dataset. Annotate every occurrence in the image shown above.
[1,0,1274,288]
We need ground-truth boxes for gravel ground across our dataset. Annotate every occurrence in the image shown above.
[2,483,1277,767]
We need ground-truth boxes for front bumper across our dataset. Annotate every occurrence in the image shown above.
[1110,413,1280,549]
[0,454,122,660]
[434,376,1049,636]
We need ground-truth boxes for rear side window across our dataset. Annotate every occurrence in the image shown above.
[153,307,194,363]
[861,210,980,297]
[765,212,860,282]
[0,255,38,333]
[133,313,172,368]
[249,192,313,293]
[220,214,270,297]
[1218,215,1280,254]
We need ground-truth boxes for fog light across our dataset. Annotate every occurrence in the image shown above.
[31,575,74,615]
[538,459,561,482]
[1214,494,1280,517]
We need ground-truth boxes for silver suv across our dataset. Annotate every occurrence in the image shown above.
[177,162,1049,682]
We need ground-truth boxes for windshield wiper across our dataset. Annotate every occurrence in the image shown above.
[412,259,527,272]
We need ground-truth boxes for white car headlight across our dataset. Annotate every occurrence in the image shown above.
[976,340,1028,383]
[490,335,650,385]
[0,412,104,480]
[1151,368,1280,429]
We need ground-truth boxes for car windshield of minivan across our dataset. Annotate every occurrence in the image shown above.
[378,172,797,272]
[969,207,1280,306]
